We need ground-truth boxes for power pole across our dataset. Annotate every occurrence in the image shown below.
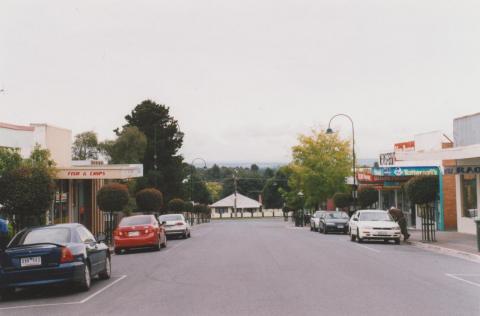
[233,171,238,218]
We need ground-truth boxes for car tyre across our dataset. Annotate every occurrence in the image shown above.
[154,236,161,251]
[0,288,15,300]
[187,230,191,238]
[114,248,122,255]
[98,256,111,280]
[394,238,401,245]
[323,226,328,234]
[356,229,363,243]
[77,262,92,292]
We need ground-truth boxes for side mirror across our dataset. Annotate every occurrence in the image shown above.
[161,221,167,225]
[96,233,106,243]
[353,218,358,221]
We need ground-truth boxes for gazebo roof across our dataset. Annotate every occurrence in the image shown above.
[210,193,262,209]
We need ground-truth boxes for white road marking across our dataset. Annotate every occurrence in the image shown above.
[446,274,480,288]
[355,244,381,253]
[0,275,127,311]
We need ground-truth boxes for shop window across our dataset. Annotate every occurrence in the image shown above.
[461,174,477,218]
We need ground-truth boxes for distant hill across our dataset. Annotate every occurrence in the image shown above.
[207,159,377,169]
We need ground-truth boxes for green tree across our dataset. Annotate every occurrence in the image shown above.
[0,147,22,174]
[167,198,185,213]
[288,130,351,209]
[357,187,378,209]
[406,175,439,206]
[205,182,222,202]
[0,147,56,231]
[333,192,352,209]
[101,126,147,164]
[136,188,164,214]
[72,131,99,160]
[119,100,185,202]
[97,183,129,244]
[263,168,290,209]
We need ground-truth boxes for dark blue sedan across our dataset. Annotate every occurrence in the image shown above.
[0,223,111,299]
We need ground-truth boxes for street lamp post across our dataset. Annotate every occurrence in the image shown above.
[190,158,207,225]
[326,114,357,215]
[297,191,304,227]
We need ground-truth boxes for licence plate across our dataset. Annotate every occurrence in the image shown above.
[337,225,344,229]
[20,256,42,267]
[128,231,140,237]
[376,231,389,235]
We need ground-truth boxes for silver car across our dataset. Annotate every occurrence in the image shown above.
[158,214,191,239]
[310,211,327,232]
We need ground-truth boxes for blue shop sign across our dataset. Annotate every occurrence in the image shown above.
[372,167,439,177]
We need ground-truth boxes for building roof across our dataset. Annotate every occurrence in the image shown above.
[210,193,262,209]
[0,122,34,131]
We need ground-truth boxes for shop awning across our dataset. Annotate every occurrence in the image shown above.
[55,164,143,180]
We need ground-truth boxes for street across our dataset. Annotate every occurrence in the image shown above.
[1,219,479,316]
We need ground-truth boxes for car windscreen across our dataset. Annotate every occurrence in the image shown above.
[159,215,183,221]
[325,212,349,219]
[19,228,71,246]
[359,212,393,222]
[119,216,152,226]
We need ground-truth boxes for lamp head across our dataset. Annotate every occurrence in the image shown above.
[326,127,334,134]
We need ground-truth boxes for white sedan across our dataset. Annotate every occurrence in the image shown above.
[158,214,191,239]
[348,210,401,244]
[310,211,327,232]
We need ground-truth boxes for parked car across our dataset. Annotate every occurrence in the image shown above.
[319,211,349,234]
[309,211,327,231]
[348,210,401,244]
[0,224,110,299]
[158,214,191,239]
[114,214,167,254]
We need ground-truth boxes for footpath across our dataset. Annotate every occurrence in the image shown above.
[408,229,480,264]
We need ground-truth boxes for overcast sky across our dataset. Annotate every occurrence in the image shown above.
[2,1,480,164]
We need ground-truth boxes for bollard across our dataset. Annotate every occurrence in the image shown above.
[475,218,480,252]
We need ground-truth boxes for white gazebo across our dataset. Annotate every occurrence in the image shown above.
[210,193,262,218]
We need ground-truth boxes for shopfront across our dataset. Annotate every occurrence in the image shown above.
[49,163,143,235]
[372,166,443,230]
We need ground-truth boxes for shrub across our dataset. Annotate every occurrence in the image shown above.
[97,183,129,213]
[168,198,185,213]
[136,188,163,213]
[333,192,352,209]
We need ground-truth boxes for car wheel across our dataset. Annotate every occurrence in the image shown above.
[77,262,91,291]
[0,288,15,300]
[161,235,167,248]
[154,236,161,251]
[114,248,122,255]
[394,238,401,245]
[183,230,188,239]
[350,230,356,242]
[356,229,363,243]
[98,256,111,280]
[323,226,328,234]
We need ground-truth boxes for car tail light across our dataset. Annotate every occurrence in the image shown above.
[60,247,74,263]
[176,222,183,226]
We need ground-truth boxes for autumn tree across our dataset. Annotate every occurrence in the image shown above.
[287,129,351,209]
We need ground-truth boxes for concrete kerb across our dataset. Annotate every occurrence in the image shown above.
[409,241,480,264]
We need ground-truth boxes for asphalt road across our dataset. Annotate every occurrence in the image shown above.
[1,219,479,316]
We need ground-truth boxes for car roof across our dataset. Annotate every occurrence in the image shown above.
[29,223,81,230]
[357,210,387,213]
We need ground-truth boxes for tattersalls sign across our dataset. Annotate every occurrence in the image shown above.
[372,167,439,177]
[444,166,480,175]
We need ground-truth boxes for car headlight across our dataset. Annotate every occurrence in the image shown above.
[362,226,373,230]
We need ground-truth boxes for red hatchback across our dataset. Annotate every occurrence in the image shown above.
[114,215,167,254]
